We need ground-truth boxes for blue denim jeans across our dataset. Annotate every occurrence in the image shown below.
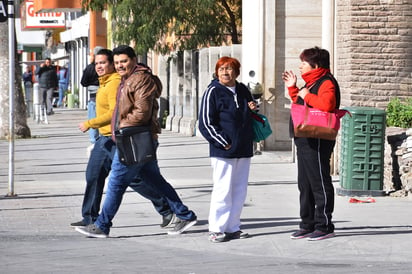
[81,136,171,224]
[129,180,172,216]
[95,149,197,234]
[82,136,112,224]
[57,84,67,107]
[87,100,99,144]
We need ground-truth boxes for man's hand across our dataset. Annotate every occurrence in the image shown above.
[78,122,88,133]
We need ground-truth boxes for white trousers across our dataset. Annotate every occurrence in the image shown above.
[208,157,251,233]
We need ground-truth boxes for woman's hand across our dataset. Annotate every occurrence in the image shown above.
[298,87,309,99]
[248,101,257,111]
[282,70,297,88]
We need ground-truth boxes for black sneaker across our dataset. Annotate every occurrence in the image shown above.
[290,229,313,239]
[75,224,108,238]
[70,220,88,228]
[160,213,176,228]
[225,230,249,240]
[167,218,197,235]
[307,230,335,241]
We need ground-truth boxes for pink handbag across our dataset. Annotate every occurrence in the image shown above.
[291,103,350,140]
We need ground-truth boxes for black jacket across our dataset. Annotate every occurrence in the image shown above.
[80,63,99,87]
[36,65,58,89]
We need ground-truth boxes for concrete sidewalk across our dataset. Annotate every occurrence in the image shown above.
[0,109,411,274]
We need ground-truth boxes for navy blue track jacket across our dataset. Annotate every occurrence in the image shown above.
[199,79,254,158]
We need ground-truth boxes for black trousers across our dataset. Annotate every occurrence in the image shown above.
[294,137,335,233]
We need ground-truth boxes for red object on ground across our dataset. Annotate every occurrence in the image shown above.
[349,197,376,203]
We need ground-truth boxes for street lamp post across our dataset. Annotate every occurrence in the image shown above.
[7,0,16,197]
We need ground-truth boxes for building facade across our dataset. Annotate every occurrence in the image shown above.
[18,0,412,152]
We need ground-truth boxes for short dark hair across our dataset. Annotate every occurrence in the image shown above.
[112,45,136,59]
[96,48,114,63]
[299,46,330,69]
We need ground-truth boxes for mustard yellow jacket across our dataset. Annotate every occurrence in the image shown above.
[83,72,121,136]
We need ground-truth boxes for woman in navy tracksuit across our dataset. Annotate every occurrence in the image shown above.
[199,57,256,243]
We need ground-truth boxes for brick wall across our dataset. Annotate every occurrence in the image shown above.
[336,0,412,109]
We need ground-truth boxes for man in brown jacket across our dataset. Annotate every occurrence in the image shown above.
[75,45,197,238]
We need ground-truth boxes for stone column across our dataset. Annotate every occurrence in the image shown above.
[198,48,211,100]
[157,55,169,129]
[171,52,184,133]
[179,50,197,136]
[165,53,180,131]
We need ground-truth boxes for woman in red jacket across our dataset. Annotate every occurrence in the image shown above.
[282,46,340,241]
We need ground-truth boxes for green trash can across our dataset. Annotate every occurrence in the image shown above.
[338,107,386,196]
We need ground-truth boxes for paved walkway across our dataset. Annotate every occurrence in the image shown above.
[0,109,411,273]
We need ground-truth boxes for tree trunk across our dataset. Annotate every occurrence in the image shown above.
[0,18,31,139]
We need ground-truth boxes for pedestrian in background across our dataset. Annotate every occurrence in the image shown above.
[23,66,33,117]
[81,46,103,149]
[199,56,256,243]
[36,58,58,115]
[75,45,197,238]
[282,46,339,241]
[57,64,69,108]
[71,48,174,230]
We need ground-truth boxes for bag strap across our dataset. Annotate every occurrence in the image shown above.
[112,81,155,136]
[309,73,341,108]
[251,111,265,124]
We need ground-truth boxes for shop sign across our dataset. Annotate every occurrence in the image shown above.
[21,0,65,30]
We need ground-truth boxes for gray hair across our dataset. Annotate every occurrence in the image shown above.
[93,46,104,56]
